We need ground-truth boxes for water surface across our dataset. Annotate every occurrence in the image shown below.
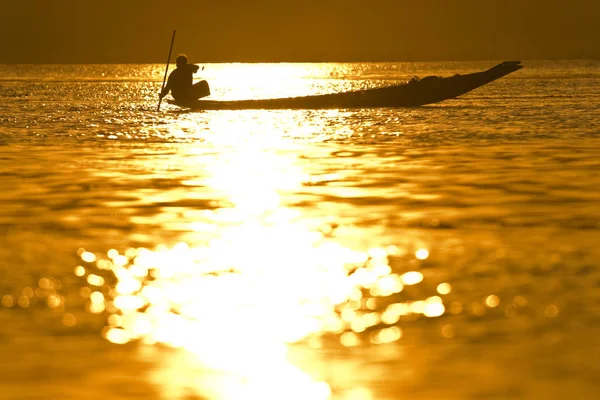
[1,61,599,400]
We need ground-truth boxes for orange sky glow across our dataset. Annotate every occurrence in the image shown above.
[2,0,598,63]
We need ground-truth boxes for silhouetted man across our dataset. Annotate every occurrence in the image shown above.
[159,54,210,102]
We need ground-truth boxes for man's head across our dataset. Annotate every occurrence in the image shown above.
[176,54,188,67]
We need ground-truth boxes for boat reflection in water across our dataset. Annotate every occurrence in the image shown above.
[74,109,445,399]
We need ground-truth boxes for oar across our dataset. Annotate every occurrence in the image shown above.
[157,30,176,112]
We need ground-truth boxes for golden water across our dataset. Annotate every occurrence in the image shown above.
[1,61,599,399]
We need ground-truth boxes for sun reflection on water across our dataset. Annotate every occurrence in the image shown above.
[199,63,366,101]
[76,232,446,398]
[71,111,449,399]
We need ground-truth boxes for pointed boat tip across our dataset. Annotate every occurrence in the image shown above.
[502,60,523,68]
[494,60,523,72]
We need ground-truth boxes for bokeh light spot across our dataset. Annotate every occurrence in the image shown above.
[401,271,423,285]
[437,282,451,295]
[415,248,429,260]
[62,313,76,327]
[545,304,559,318]
[1,295,14,308]
[485,295,500,308]
[81,251,97,263]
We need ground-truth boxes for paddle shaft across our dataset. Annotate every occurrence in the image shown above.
[157,30,176,111]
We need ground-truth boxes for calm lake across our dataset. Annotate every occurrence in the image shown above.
[1,60,599,400]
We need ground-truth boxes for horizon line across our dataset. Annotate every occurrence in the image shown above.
[1,58,598,66]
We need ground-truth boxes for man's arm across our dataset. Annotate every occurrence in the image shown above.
[159,73,173,98]
[160,83,170,98]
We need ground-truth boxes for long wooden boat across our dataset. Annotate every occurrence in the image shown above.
[167,61,522,110]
